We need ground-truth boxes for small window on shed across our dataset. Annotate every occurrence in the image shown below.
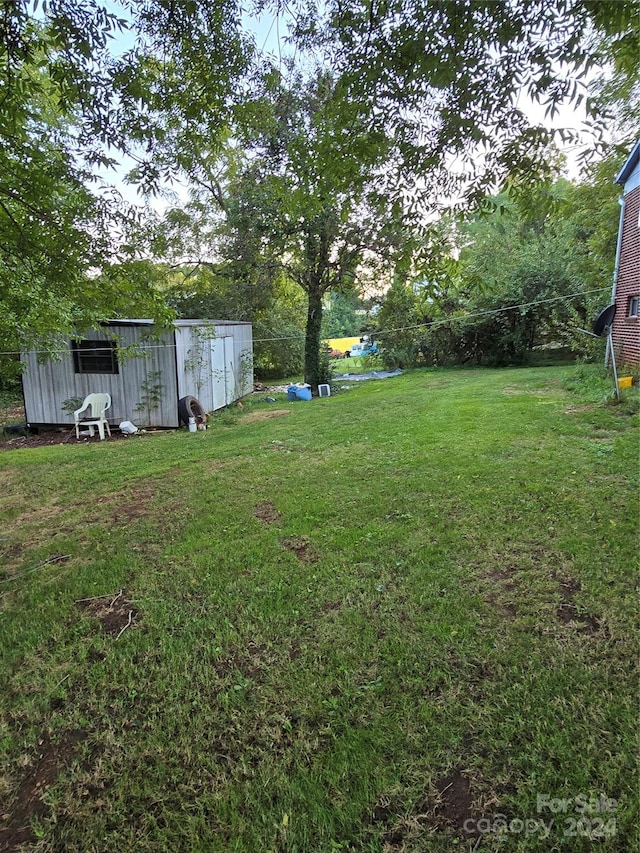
[628,296,639,319]
[72,339,119,374]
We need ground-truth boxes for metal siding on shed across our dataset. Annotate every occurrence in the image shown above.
[231,323,255,398]
[114,325,179,427]
[21,320,253,427]
[21,325,179,428]
[173,321,254,412]
[21,351,77,425]
[174,323,216,412]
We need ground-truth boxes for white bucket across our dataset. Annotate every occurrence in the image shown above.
[188,417,197,433]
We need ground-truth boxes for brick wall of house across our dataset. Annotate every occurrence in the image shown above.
[613,183,640,368]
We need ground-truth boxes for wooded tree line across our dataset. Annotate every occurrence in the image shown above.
[1,0,638,387]
[374,160,623,369]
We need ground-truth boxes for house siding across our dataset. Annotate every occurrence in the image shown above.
[613,151,640,368]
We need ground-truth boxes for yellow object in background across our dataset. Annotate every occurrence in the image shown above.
[324,336,361,353]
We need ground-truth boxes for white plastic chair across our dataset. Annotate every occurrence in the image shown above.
[74,393,112,440]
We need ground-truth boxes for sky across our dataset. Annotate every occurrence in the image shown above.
[96,4,294,211]
[95,2,597,214]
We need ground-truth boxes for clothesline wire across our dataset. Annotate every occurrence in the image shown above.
[6,286,610,357]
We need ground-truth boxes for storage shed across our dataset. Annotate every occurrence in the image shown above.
[20,319,253,430]
[611,140,640,368]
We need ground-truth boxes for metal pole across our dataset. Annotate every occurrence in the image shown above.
[606,196,625,368]
[608,329,620,401]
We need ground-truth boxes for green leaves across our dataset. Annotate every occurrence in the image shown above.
[301,0,639,208]
[0,1,253,367]
[1,0,635,385]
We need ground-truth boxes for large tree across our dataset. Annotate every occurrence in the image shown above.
[310,0,640,202]
[160,66,404,389]
[0,2,128,365]
[240,67,413,388]
[372,168,622,368]
[0,1,250,367]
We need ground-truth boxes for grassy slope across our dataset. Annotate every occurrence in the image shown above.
[0,366,638,852]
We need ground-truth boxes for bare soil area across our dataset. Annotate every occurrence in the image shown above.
[0,429,133,450]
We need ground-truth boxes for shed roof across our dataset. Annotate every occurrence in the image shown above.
[103,319,251,328]
[615,139,640,185]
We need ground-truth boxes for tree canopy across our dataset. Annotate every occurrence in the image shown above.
[371,165,622,369]
[0,0,249,367]
[1,0,637,383]
[305,0,640,204]
[155,65,407,387]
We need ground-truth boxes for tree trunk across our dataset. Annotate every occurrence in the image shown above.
[304,283,324,391]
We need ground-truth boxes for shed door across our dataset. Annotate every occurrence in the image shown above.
[210,336,235,409]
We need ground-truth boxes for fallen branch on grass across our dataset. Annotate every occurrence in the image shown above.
[116,610,133,640]
[75,589,122,604]
[2,554,71,582]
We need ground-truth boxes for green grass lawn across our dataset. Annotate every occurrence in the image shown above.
[331,354,382,374]
[1,365,638,852]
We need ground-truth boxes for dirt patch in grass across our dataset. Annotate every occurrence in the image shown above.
[484,565,517,584]
[0,729,88,850]
[242,409,291,425]
[502,384,560,397]
[434,771,474,831]
[10,502,67,530]
[77,591,138,636]
[205,459,233,471]
[476,562,520,620]
[0,430,135,451]
[89,479,190,531]
[93,482,158,523]
[471,544,580,623]
[556,604,601,634]
[254,501,282,524]
[487,596,518,620]
[0,541,25,565]
[556,576,600,634]
[564,404,598,414]
[281,536,318,562]
[288,639,303,661]
[0,430,73,450]
[265,440,297,453]
[558,576,581,599]
[379,771,476,848]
